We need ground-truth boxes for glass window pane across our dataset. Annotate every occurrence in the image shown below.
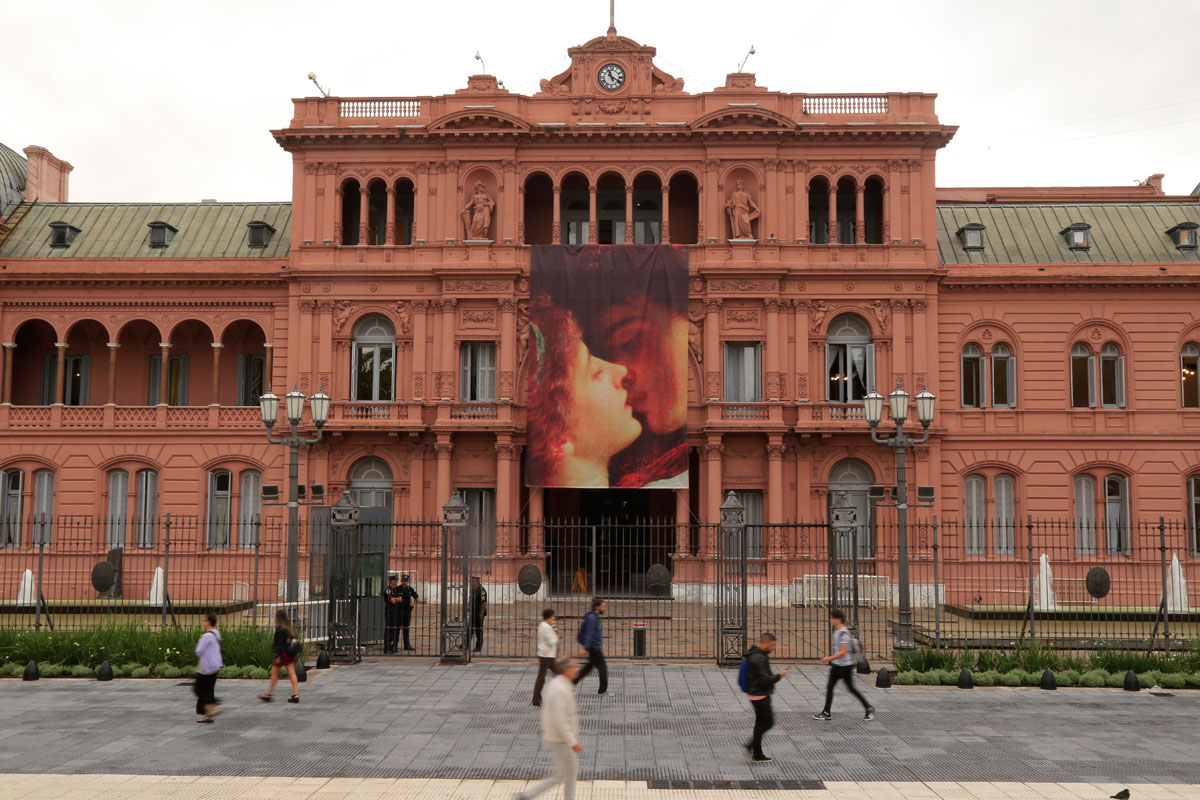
[135,470,157,548]
[1074,474,1096,555]
[378,345,394,401]
[208,471,232,547]
[1071,355,1091,407]
[240,471,261,547]
[107,470,128,548]
[1183,352,1200,408]
[1100,356,1119,407]
[962,355,981,408]
[993,356,1010,406]
[32,470,54,544]
[355,346,374,401]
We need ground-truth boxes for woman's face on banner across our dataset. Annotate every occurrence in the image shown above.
[565,341,642,459]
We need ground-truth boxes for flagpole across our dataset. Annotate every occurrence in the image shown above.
[610,0,615,30]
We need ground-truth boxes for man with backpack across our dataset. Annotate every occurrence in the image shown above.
[813,609,874,722]
[572,598,607,695]
[740,631,788,764]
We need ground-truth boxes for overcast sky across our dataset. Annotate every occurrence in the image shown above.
[5,0,1198,202]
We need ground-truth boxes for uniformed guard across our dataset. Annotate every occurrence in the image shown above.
[383,573,403,654]
[397,573,419,651]
[469,576,488,653]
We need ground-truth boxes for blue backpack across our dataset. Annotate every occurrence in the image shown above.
[737,656,751,693]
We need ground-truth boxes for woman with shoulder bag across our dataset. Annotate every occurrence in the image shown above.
[260,609,301,704]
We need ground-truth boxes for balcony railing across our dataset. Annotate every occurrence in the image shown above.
[339,99,422,118]
[720,403,769,421]
[802,95,889,115]
[5,405,266,431]
[327,402,412,426]
[451,403,499,420]
[805,403,869,422]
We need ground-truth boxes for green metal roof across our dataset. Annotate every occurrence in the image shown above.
[0,202,291,259]
[0,143,26,210]
[937,203,1200,264]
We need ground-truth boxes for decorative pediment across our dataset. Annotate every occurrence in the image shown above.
[690,107,797,132]
[535,27,684,98]
[427,109,530,134]
[454,74,508,94]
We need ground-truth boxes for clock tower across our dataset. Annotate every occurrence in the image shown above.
[536,27,688,99]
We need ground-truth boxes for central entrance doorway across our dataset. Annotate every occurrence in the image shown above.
[543,489,674,597]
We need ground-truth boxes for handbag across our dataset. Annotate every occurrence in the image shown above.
[286,637,302,659]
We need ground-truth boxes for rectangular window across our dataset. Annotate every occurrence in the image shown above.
[723,342,762,402]
[41,355,55,405]
[148,355,189,405]
[963,475,986,555]
[826,343,875,402]
[1104,475,1129,555]
[135,469,157,548]
[459,342,497,402]
[723,489,764,559]
[32,470,54,545]
[1183,349,1200,408]
[1190,477,1200,554]
[961,354,983,409]
[106,470,129,548]
[994,474,1016,556]
[239,470,261,547]
[992,353,1016,408]
[352,343,394,402]
[461,488,496,557]
[1070,352,1095,408]
[207,470,232,548]
[0,470,23,547]
[633,220,660,244]
[566,220,589,245]
[1100,353,1126,408]
[64,355,91,406]
[236,355,266,406]
[1073,474,1096,556]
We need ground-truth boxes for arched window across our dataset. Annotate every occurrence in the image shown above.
[340,179,360,246]
[134,469,157,548]
[994,473,1016,555]
[961,345,984,409]
[352,316,395,402]
[1182,344,1199,408]
[863,177,885,244]
[826,315,874,403]
[808,177,830,244]
[239,470,261,547]
[394,179,415,245]
[106,469,129,548]
[207,469,232,548]
[827,458,875,557]
[366,179,387,245]
[1104,474,1129,554]
[1,469,23,547]
[1073,473,1096,555]
[963,474,986,555]
[1099,343,1126,408]
[1070,343,1094,408]
[32,469,54,545]
[992,344,1016,408]
[350,457,394,512]
[1188,475,1200,554]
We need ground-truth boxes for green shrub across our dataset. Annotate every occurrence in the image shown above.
[218,666,242,679]
[999,670,1023,686]
[938,669,959,686]
[0,625,274,670]
[0,662,17,677]
[37,662,64,677]
[893,649,958,673]
[1080,669,1108,687]
[1137,671,1162,689]
[974,670,999,687]
[895,670,919,685]
[1186,672,1200,687]
[916,670,942,685]
[245,666,269,680]
[163,666,187,679]
[1160,672,1187,689]
[1104,671,1126,688]
[69,665,93,677]
[1056,669,1080,687]
[151,663,173,677]
[973,650,1018,674]
[120,662,142,675]
[130,667,150,678]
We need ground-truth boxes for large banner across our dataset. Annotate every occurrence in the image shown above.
[527,244,689,489]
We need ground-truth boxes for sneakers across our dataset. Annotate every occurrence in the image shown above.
[863,706,875,721]
[812,711,832,721]
[752,755,773,763]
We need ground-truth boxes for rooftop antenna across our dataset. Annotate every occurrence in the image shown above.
[474,51,487,73]
[737,45,756,72]
[609,0,615,31]
[307,72,330,98]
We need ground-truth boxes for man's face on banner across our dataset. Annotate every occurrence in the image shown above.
[602,300,688,434]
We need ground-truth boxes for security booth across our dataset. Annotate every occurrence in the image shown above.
[309,493,390,661]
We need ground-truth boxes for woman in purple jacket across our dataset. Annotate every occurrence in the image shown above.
[194,613,223,723]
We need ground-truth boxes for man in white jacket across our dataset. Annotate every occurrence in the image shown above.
[515,657,581,800]
[532,608,559,706]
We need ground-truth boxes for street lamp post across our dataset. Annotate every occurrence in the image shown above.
[259,386,331,612]
[864,383,935,653]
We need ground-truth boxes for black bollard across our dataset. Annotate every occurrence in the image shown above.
[295,660,308,683]
[97,661,114,682]
[22,660,39,681]
[857,658,871,675]
[1123,670,1139,692]
[957,669,974,689]
[1040,669,1057,690]
[315,649,331,670]
[875,667,892,688]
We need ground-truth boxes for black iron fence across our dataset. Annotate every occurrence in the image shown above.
[1,514,1197,662]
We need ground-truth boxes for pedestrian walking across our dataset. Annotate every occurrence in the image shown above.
[397,573,419,651]
[260,609,301,704]
[742,631,788,763]
[383,573,402,654]
[469,576,488,653]
[572,597,607,695]
[514,656,581,800]
[193,612,222,723]
[532,608,559,706]
[813,610,874,722]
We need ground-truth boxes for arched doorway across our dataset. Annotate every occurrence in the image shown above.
[349,457,394,513]
[827,458,875,557]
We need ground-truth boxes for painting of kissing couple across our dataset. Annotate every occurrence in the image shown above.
[526,244,689,490]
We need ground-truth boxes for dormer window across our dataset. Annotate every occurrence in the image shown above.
[246,221,276,248]
[1061,222,1091,251]
[1167,222,1198,251]
[956,223,985,251]
[147,221,178,249]
[48,221,81,248]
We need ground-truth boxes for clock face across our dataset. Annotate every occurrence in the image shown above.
[598,63,626,91]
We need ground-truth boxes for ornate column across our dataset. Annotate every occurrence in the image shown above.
[855,184,866,245]
[551,183,561,244]
[660,184,671,244]
[53,343,67,405]
[794,161,809,242]
[767,438,785,530]
[210,342,223,406]
[434,435,453,508]
[439,299,456,401]
[674,487,690,556]
[517,183,526,244]
[891,300,909,385]
[882,180,892,242]
[495,435,514,531]
[413,162,430,243]
[908,159,923,244]
[333,186,344,245]
[412,301,428,400]
[263,343,274,392]
[528,486,544,555]
[587,182,597,244]
[106,343,119,405]
[794,302,810,403]
[704,439,723,546]
[157,343,171,405]
[765,299,783,402]
[827,183,838,245]
[409,444,425,519]
[703,299,721,401]
[384,185,396,245]
[764,159,780,239]
[1,342,13,404]
[502,160,518,242]
[624,184,634,243]
[357,183,369,245]
[702,159,719,242]
[498,299,516,403]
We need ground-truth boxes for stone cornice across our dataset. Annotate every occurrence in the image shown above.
[942,275,1200,290]
[1,299,278,308]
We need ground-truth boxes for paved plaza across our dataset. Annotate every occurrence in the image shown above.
[0,660,1196,798]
